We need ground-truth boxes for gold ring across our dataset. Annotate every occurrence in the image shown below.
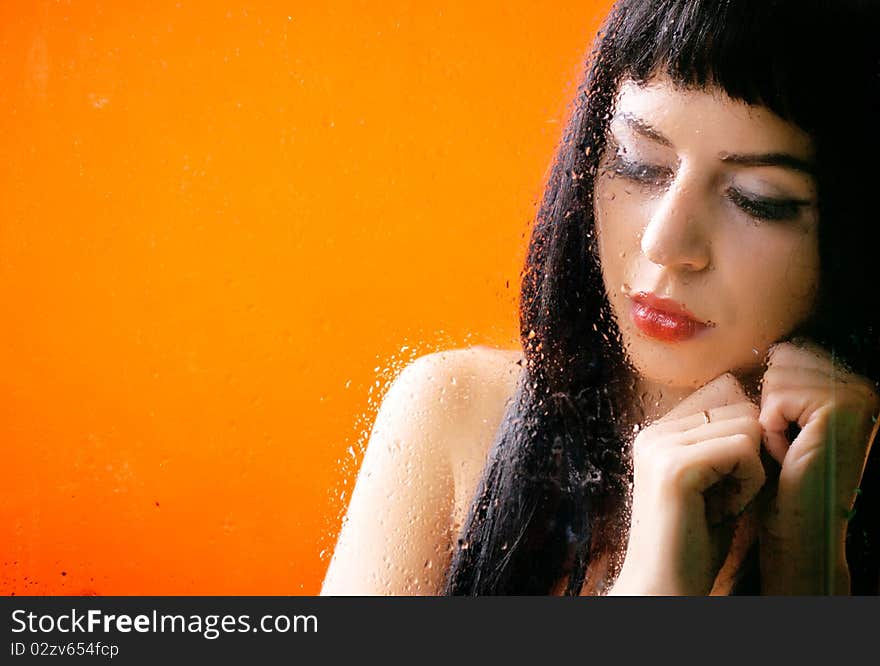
[702,410,711,424]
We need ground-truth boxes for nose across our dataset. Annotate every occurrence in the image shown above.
[640,179,711,272]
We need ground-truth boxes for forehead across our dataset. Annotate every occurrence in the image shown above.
[611,75,815,158]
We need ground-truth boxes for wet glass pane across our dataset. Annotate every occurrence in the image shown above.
[322,0,880,596]
[2,0,599,595]
[5,0,878,598]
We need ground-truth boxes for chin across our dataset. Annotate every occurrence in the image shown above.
[631,357,725,389]
[621,329,753,388]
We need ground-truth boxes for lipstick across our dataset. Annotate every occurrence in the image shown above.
[629,292,712,342]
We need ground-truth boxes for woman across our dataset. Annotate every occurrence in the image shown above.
[321,0,880,595]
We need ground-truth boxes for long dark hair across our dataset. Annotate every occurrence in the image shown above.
[444,0,880,595]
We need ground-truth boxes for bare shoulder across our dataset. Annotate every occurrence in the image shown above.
[320,344,522,595]
[399,345,523,436]
[408,346,524,530]
[388,345,524,545]
[402,345,522,381]
[404,345,522,392]
[363,346,513,438]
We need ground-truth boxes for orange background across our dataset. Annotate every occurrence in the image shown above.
[1,0,612,595]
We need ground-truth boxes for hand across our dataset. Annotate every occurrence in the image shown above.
[610,373,765,595]
[757,339,880,594]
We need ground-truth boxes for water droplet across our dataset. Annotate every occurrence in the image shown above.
[752,348,759,356]
[450,376,457,386]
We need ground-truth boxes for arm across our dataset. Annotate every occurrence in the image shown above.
[320,353,467,595]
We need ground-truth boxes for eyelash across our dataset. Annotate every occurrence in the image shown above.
[724,187,802,222]
[607,154,806,222]
[608,155,672,188]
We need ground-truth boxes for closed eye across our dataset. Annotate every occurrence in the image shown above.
[607,154,674,188]
[725,187,811,222]
[603,145,813,223]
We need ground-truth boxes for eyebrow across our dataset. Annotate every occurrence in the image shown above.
[617,112,816,176]
[620,113,672,147]
[717,152,816,176]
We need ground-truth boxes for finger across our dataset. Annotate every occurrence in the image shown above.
[763,364,878,402]
[659,373,750,422]
[761,365,835,391]
[759,386,826,432]
[766,339,833,373]
[759,387,828,465]
[673,415,763,448]
[762,428,789,467]
[777,413,833,472]
[648,402,758,436]
[676,434,766,513]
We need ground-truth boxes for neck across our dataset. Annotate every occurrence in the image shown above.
[632,364,764,425]
[632,376,694,424]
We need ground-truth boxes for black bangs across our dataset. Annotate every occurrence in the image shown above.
[600,0,873,134]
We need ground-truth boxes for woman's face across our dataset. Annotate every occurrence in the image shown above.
[594,74,820,390]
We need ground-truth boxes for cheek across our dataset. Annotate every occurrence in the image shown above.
[594,178,645,276]
[722,230,820,337]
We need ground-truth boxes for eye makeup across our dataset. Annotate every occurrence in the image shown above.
[724,187,811,222]
[602,138,814,224]
[604,142,674,188]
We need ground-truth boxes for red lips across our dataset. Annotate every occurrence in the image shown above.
[629,291,712,342]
